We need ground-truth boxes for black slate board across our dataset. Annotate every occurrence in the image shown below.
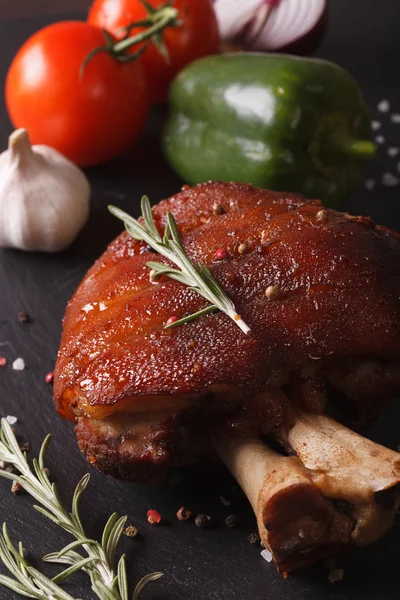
[1,1,400,599]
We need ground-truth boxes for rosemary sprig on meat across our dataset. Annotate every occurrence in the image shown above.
[0,418,163,600]
[109,196,251,335]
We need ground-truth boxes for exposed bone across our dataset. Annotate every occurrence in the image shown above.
[280,410,400,546]
[213,437,354,573]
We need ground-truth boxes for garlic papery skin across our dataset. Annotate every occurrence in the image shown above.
[0,128,90,252]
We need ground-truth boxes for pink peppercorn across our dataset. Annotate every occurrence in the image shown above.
[0,357,6,367]
[215,247,227,260]
[147,509,162,525]
[45,371,54,384]
[166,316,178,325]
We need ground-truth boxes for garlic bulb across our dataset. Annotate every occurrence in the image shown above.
[0,129,90,252]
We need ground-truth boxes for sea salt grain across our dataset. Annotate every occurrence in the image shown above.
[375,135,385,144]
[371,120,381,130]
[378,99,390,113]
[6,416,17,425]
[388,147,400,157]
[382,173,400,187]
[261,549,273,563]
[364,178,376,191]
[391,114,400,123]
[12,358,25,370]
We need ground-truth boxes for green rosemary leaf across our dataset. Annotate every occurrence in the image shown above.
[141,196,161,241]
[104,516,127,567]
[56,539,97,559]
[133,572,164,600]
[38,434,52,471]
[33,505,62,526]
[164,305,218,329]
[0,575,36,598]
[101,513,119,552]
[117,555,128,600]
[71,474,90,534]
[28,566,78,600]
[51,557,97,584]
[109,199,251,334]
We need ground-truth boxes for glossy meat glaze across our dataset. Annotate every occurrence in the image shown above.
[54,182,400,480]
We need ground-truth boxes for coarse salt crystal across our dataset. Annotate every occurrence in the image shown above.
[6,416,17,425]
[371,120,381,130]
[388,147,400,157]
[12,358,25,371]
[391,114,400,123]
[261,549,273,563]
[375,135,385,144]
[364,178,376,191]
[383,173,400,187]
[220,496,231,506]
[378,99,390,113]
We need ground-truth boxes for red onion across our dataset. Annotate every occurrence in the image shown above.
[212,0,327,54]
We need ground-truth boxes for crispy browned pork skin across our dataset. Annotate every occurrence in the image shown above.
[54,182,400,573]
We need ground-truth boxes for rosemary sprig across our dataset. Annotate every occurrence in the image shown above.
[0,418,163,600]
[109,196,251,335]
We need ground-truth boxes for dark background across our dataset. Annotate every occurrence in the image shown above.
[1,1,400,599]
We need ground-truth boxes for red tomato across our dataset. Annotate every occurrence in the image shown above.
[88,0,219,103]
[6,21,149,166]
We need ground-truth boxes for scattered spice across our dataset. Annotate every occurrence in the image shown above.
[388,147,400,157]
[265,285,280,300]
[147,509,162,525]
[328,568,344,583]
[364,178,376,191]
[166,316,178,326]
[261,549,273,563]
[176,506,192,521]
[12,358,25,371]
[215,247,227,261]
[124,525,138,538]
[212,203,225,216]
[17,311,30,323]
[377,99,390,113]
[316,209,329,221]
[237,243,248,255]
[371,120,381,130]
[0,357,6,367]
[382,172,399,187]
[247,532,261,546]
[11,481,22,494]
[187,339,196,349]
[225,514,239,528]
[375,135,385,144]
[219,496,231,506]
[194,514,212,529]
[44,468,51,478]
[6,416,17,425]
[45,371,54,384]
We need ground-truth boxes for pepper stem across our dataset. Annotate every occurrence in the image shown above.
[328,131,376,159]
[114,6,179,57]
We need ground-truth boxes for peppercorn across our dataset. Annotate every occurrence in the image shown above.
[225,514,240,528]
[212,203,225,216]
[177,506,192,521]
[17,311,30,323]
[124,525,138,538]
[147,509,162,525]
[247,532,261,546]
[0,356,6,367]
[215,247,227,261]
[194,514,212,529]
[166,316,178,326]
[45,372,54,384]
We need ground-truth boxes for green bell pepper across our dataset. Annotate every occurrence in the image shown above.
[163,53,375,207]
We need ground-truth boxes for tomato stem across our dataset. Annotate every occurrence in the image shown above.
[113,5,180,58]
